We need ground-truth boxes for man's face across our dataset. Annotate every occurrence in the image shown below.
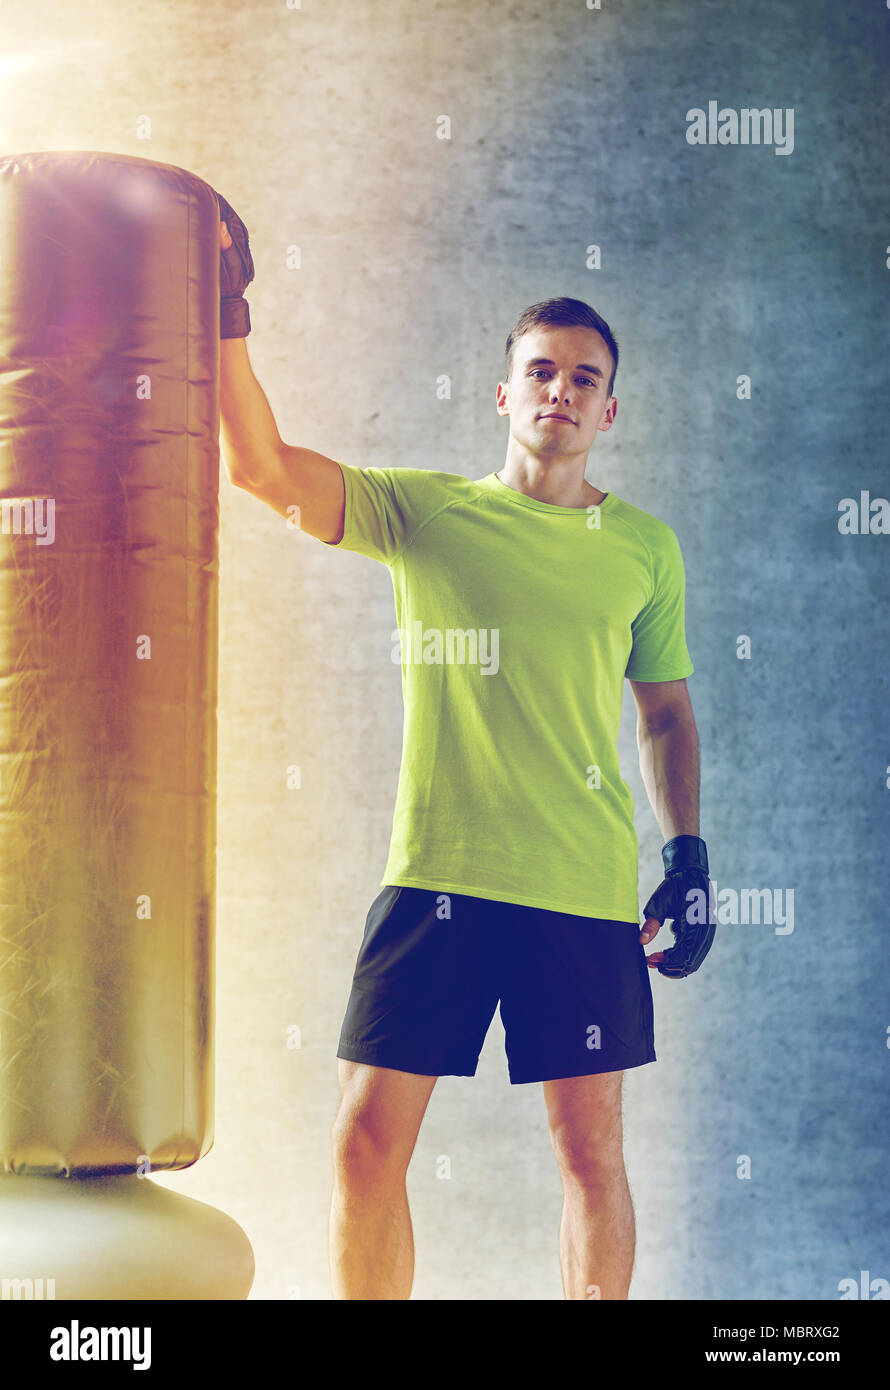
[496,325,617,457]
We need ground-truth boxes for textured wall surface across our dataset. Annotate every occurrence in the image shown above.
[2,0,888,1301]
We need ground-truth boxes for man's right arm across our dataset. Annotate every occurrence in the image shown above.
[220,337,345,544]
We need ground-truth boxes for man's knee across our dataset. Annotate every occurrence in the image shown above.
[552,1135,626,1187]
[332,1094,404,1175]
[545,1072,625,1183]
[332,1060,436,1177]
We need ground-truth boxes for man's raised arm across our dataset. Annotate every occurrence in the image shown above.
[220,337,345,543]
[216,194,345,544]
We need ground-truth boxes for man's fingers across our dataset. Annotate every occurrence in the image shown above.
[220,220,232,250]
[639,916,661,945]
[646,951,665,969]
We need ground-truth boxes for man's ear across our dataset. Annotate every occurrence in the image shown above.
[495,381,509,416]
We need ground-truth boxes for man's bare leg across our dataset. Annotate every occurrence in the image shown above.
[543,1071,635,1300]
[329,1059,438,1300]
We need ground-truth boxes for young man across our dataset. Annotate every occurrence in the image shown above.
[217,195,715,1301]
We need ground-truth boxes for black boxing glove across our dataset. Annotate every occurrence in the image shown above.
[643,834,715,978]
[216,191,255,338]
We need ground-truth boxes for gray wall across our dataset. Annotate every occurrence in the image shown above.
[4,0,888,1298]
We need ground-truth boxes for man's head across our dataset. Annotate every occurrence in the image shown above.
[497,298,618,462]
[505,298,618,396]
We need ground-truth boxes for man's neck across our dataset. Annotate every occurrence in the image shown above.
[495,462,607,508]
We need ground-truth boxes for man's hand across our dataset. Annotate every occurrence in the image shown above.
[216,190,255,339]
[639,834,715,978]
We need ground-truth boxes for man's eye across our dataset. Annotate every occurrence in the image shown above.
[530,370,596,386]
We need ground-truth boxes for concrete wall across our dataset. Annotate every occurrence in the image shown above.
[3,0,887,1298]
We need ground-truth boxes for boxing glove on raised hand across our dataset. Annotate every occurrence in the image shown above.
[643,834,715,978]
[216,190,255,338]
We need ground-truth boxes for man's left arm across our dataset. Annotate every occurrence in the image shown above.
[628,678,715,977]
[631,678,700,841]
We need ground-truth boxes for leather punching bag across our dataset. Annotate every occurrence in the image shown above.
[0,150,253,1300]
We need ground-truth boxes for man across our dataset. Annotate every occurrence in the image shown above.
[217,194,715,1301]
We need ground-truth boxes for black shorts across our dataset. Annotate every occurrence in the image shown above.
[337,886,656,1085]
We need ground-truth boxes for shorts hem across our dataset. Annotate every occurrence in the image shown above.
[508,1049,657,1085]
[337,1040,478,1078]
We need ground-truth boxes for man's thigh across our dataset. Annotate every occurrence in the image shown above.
[334,1059,438,1170]
[542,1070,625,1170]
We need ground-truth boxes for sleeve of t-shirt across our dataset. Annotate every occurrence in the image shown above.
[321,462,432,565]
[624,524,695,681]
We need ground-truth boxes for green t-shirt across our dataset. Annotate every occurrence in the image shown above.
[324,465,694,921]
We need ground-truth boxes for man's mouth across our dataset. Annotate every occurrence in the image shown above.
[540,413,574,423]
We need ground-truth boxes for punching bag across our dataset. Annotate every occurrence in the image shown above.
[0,150,253,1299]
